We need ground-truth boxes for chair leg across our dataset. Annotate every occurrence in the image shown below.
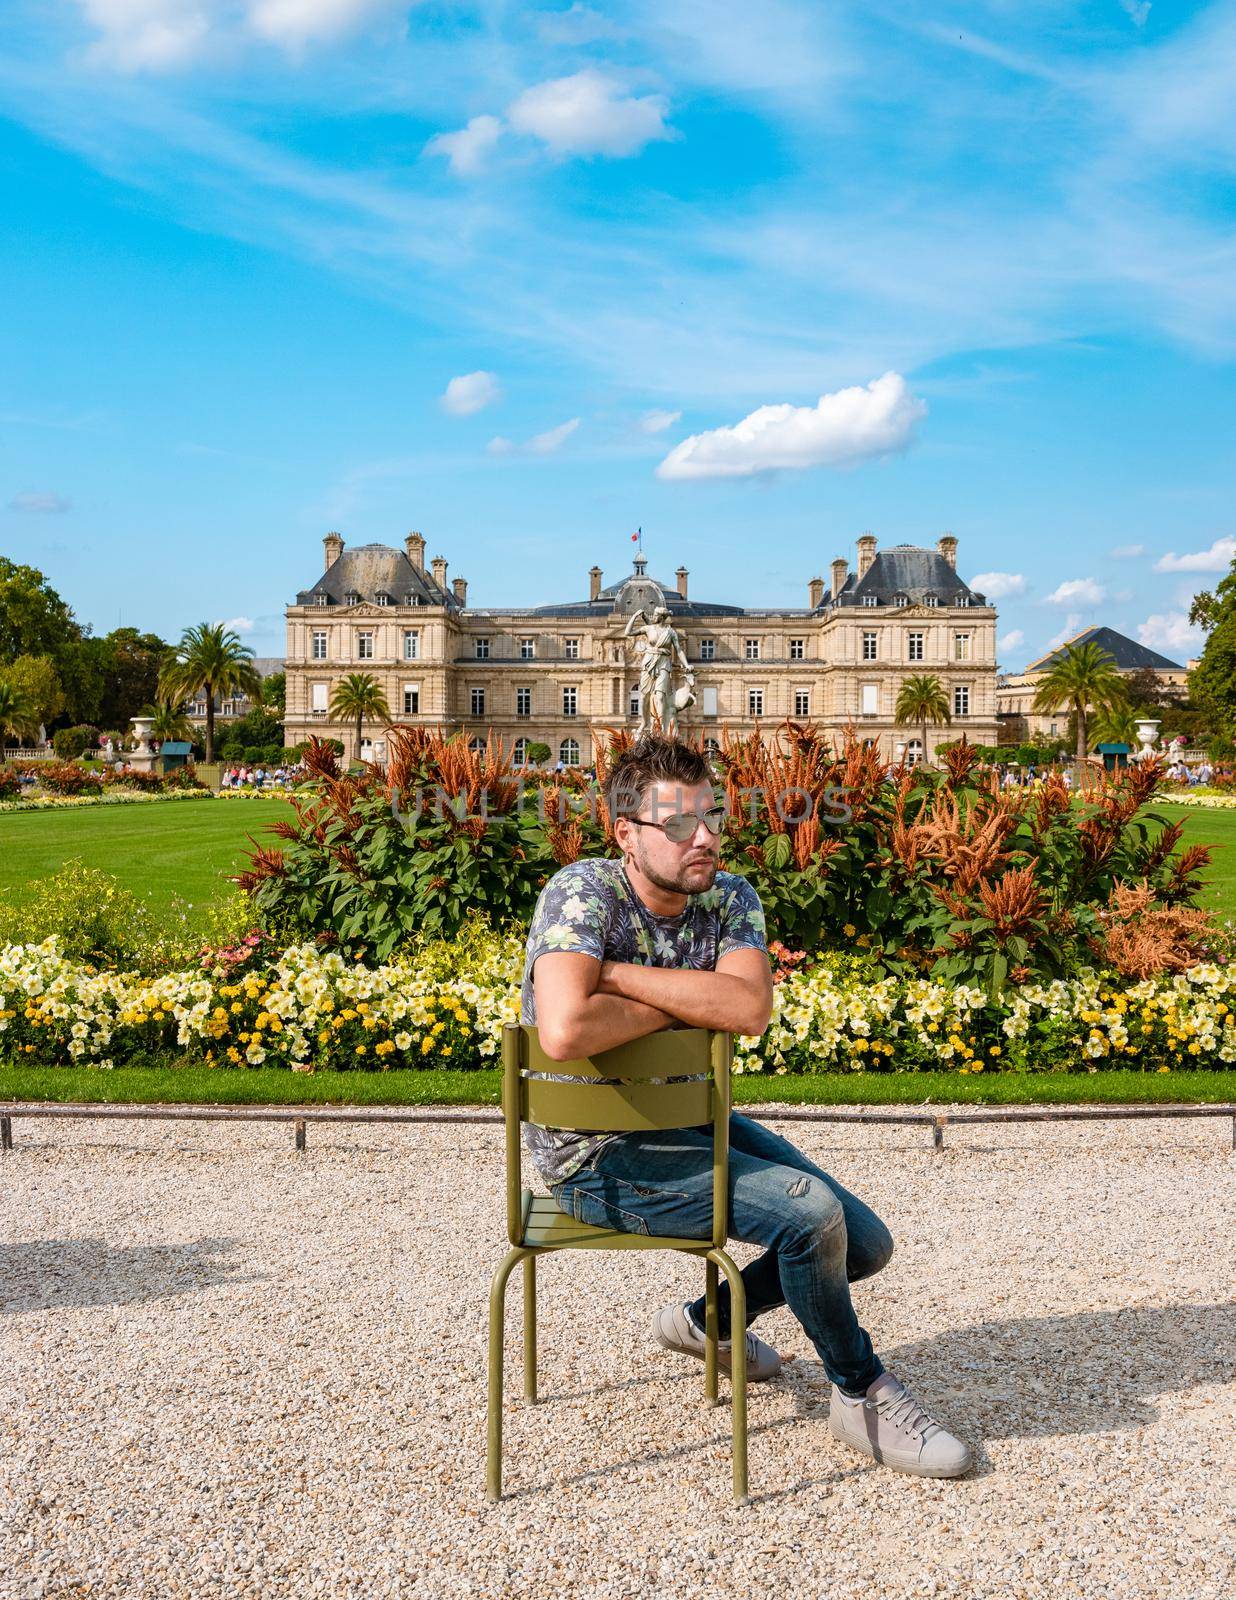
[708,1248,749,1506]
[704,1258,719,1405]
[486,1246,530,1502]
[523,1253,538,1404]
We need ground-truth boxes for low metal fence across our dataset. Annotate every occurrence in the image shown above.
[1,1099,1234,1154]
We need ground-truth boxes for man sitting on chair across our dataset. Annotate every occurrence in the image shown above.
[520,732,972,1479]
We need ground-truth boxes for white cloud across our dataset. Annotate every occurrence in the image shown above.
[1045,577,1106,608]
[537,4,623,45]
[997,628,1025,657]
[970,571,1026,600]
[9,492,72,513]
[440,369,501,416]
[425,115,504,178]
[248,0,389,49]
[487,419,580,456]
[1109,542,1145,559]
[507,70,672,158]
[656,372,925,482]
[638,408,682,434]
[220,615,255,633]
[1137,610,1203,658]
[528,417,580,454]
[1153,535,1236,573]
[77,0,215,70]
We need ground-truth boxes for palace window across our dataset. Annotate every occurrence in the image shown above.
[311,682,328,713]
[748,688,764,717]
[563,686,578,716]
[629,685,641,718]
[794,690,810,717]
[559,738,580,767]
[893,594,908,608]
[908,631,924,662]
[520,637,535,659]
[402,685,420,715]
[861,683,879,716]
[701,685,718,717]
[345,592,361,607]
[564,637,580,660]
[357,631,374,660]
[744,638,760,660]
[313,593,329,607]
[862,594,879,608]
[954,684,970,717]
[403,630,419,661]
[862,630,878,661]
[469,737,487,754]
[700,638,716,661]
[475,637,490,659]
[789,638,805,660]
[516,686,531,717]
[956,595,971,608]
[311,630,327,660]
[924,594,939,608]
[375,594,390,607]
[470,687,485,716]
[513,737,528,765]
[954,633,972,662]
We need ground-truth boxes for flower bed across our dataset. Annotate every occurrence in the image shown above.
[0,789,284,813]
[2,931,1231,1076]
[1155,791,1236,810]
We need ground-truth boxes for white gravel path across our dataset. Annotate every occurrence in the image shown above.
[1,1109,1234,1600]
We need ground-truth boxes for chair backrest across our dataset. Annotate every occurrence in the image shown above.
[501,1023,732,1249]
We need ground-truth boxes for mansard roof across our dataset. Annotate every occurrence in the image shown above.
[826,545,988,609]
[295,544,458,609]
[529,557,746,619]
[1025,625,1183,674]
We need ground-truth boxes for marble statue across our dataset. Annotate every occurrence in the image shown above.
[622,605,696,736]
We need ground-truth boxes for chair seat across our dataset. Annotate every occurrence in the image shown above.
[519,1191,712,1254]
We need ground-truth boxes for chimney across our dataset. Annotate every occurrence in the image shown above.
[937,533,957,570]
[431,555,448,593]
[405,530,426,571]
[452,576,468,606]
[589,565,603,602]
[830,557,848,601]
[676,566,689,599]
[856,532,877,581]
[323,531,344,571]
[808,575,824,609]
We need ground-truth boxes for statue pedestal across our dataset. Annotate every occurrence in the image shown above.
[128,715,159,775]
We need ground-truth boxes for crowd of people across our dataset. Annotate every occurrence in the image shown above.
[218,762,305,790]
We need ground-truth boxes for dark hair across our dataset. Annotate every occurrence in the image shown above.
[605,733,712,822]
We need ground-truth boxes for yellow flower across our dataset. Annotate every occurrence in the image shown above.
[356,1044,367,1056]
[842,924,857,938]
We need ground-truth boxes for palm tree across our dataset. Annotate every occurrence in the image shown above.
[1032,641,1125,782]
[0,677,40,747]
[145,699,195,744]
[894,675,951,769]
[1090,698,1138,750]
[158,623,262,765]
[330,673,391,763]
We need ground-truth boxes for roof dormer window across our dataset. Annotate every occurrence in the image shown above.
[345,591,361,607]
[375,593,391,606]
[314,593,329,607]
[924,594,939,608]
[862,594,879,608]
[956,594,970,607]
[893,594,908,608]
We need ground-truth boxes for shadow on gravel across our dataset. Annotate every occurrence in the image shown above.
[0,1236,267,1313]
[784,1301,1236,1448]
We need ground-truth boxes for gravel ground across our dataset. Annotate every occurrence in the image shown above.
[1,1109,1234,1600]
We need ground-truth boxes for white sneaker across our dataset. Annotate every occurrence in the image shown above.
[829,1372,973,1477]
[651,1301,782,1381]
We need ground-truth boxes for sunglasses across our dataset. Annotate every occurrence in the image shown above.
[624,805,726,844]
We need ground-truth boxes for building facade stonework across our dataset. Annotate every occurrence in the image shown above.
[284,530,999,764]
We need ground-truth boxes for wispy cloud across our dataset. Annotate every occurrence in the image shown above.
[637,408,681,434]
[657,372,925,481]
[1044,577,1105,608]
[996,628,1025,658]
[9,491,72,513]
[488,418,580,456]
[971,571,1026,600]
[1137,610,1202,658]
[1109,542,1145,559]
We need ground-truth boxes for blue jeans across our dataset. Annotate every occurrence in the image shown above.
[551,1111,892,1396]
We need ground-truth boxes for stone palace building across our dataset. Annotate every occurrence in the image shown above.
[284,529,999,766]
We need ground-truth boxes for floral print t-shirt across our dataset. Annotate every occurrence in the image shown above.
[519,857,768,1187]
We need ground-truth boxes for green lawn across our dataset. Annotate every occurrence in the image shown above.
[1,1063,1232,1108]
[1146,802,1236,923]
[0,800,289,924]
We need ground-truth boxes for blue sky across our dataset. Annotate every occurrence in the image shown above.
[2,0,1235,669]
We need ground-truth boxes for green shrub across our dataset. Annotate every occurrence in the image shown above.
[36,760,104,796]
[52,725,101,760]
[0,859,156,968]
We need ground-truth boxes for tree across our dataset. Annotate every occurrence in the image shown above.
[257,671,285,713]
[525,740,551,768]
[0,678,40,746]
[1124,666,1173,711]
[329,673,391,762]
[6,654,66,730]
[0,558,82,664]
[1188,554,1236,738]
[1090,701,1139,748]
[146,700,195,742]
[894,674,951,768]
[92,629,173,731]
[1031,641,1126,777]
[158,623,262,765]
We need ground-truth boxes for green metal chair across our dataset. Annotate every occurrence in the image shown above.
[486,1021,750,1505]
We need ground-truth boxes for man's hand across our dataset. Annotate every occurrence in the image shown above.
[595,948,773,1038]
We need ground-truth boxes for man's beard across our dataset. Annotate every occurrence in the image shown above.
[636,847,718,896]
